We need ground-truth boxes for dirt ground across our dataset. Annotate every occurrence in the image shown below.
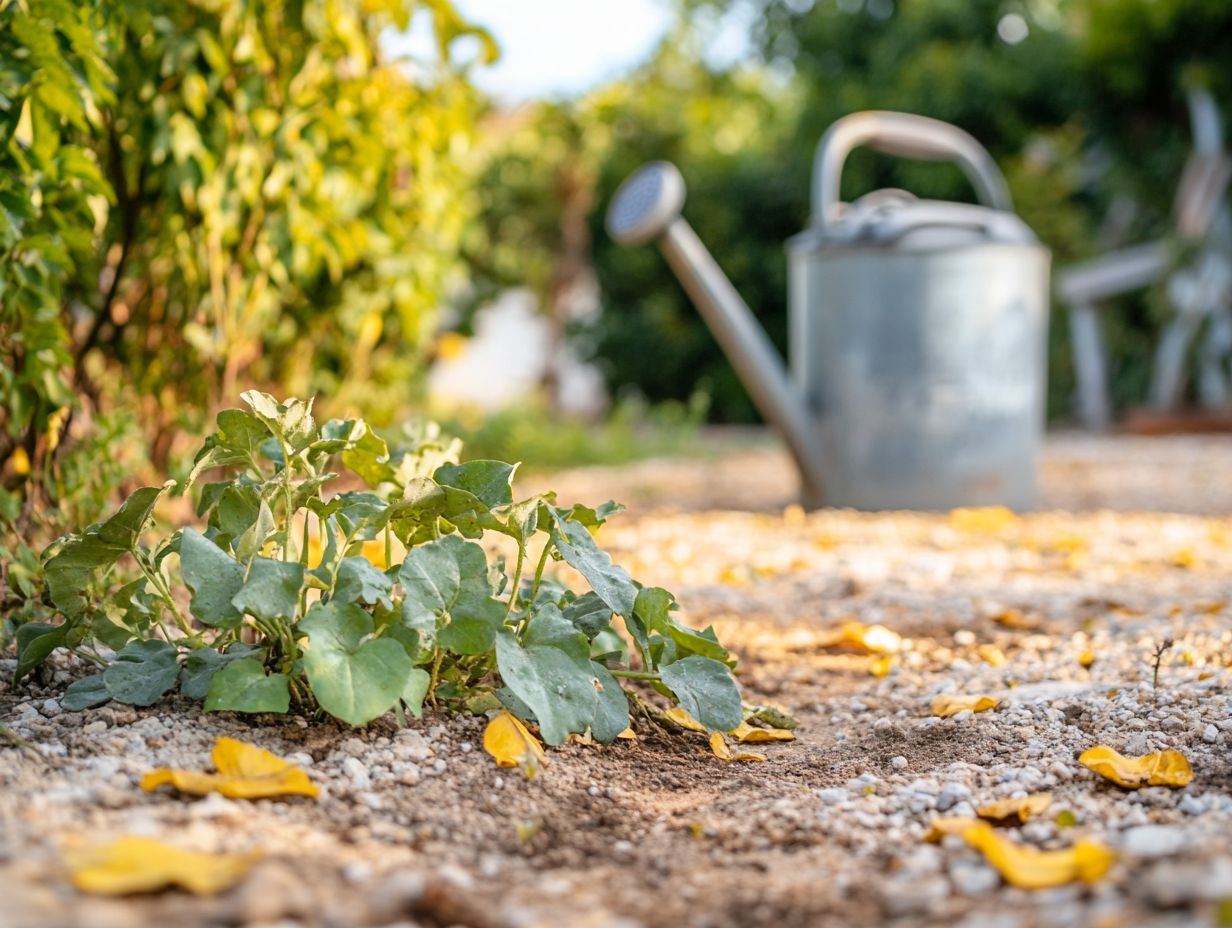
[5,431,1232,928]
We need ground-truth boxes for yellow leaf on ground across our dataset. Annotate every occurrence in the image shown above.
[616,727,637,740]
[993,609,1040,630]
[141,737,319,799]
[1078,650,1096,668]
[728,722,795,743]
[818,621,902,654]
[483,711,547,778]
[962,822,1115,889]
[977,793,1053,825]
[931,694,1000,718]
[924,817,980,843]
[1171,547,1197,569]
[1078,746,1193,789]
[664,707,708,732]
[977,644,1006,667]
[65,836,258,895]
[708,732,766,762]
[949,506,1018,534]
[869,654,896,677]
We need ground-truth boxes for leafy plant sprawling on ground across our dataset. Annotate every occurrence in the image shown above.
[17,393,743,742]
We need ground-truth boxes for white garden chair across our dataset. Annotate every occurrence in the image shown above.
[1060,88,1232,429]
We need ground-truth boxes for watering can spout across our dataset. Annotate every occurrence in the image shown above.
[606,161,827,508]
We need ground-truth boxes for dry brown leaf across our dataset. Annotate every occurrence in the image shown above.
[483,711,547,778]
[962,822,1115,889]
[65,837,258,895]
[708,732,766,762]
[1078,746,1193,789]
[141,737,318,799]
[728,722,795,744]
[931,694,1000,718]
[977,793,1053,825]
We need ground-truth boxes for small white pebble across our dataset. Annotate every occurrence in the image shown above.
[891,756,909,770]
[460,741,473,753]
[1203,724,1219,743]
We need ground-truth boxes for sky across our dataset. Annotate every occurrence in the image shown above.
[384,0,672,103]
[389,0,753,104]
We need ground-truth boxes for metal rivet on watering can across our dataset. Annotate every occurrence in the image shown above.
[607,112,1050,512]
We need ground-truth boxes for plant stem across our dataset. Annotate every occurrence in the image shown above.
[502,543,526,622]
[137,552,198,644]
[609,669,660,681]
[278,437,294,560]
[526,542,552,608]
[427,648,444,707]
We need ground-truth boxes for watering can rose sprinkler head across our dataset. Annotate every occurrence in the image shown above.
[606,161,828,508]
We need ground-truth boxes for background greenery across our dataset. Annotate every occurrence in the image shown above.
[3,0,1230,554]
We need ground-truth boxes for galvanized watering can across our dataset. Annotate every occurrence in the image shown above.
[607,111,1050,510]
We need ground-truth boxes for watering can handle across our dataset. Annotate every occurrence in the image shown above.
[812,111,1013,227]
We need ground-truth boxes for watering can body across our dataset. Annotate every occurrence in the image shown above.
[607,111,1050,510]
[790,112,1050,510]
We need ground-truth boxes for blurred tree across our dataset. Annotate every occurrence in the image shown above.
[1,0,492,532]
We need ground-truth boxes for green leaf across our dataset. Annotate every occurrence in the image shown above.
[659,655,743,732]
[564,500,624,529]
[234,499,274,561]
[204,658,290,713]
[241,391,316,452]
[186,410,269,486]
[61,674,110,711]
[180,645,262,700]
[333,556,393,609]
[590,661,630,743]
[494,605,598,745]
[549,509,637,617]
[400,667,431,719]
[15,622,67,680]
[43,484,170,618]
[399,534,504,655]
[91,578,157,650]
[179,528,245,628]
[341,423,395,487]
[433,460,517,509]
[634,587,730,663]
[562,591,614,640]
[300,601,412,726]
[231,557,303,622]
[103,640,180,707]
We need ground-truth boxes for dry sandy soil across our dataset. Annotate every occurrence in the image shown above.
[4,431,1232,928]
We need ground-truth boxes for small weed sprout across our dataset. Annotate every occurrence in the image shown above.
[1151,639,1174,690]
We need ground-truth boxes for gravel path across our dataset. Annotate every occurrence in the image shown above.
[4,431,1232,928]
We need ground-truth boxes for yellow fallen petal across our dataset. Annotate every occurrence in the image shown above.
[708,732,766,762]
[931,694,1000,718]
[616,727,637,740]
[870,654,896,677]
[141,737,318,799]
[977,793,1053,825]
[65,837,258,895]
[924,817,980,842]
[664,707,708,732]
[1078,650,1096,668]
[963,823,1115,889]
[483,711,547,778]
[1078,746,1193,789]
[728,722,795,743]
[11,446,30,476]
[993,609,1040,630]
